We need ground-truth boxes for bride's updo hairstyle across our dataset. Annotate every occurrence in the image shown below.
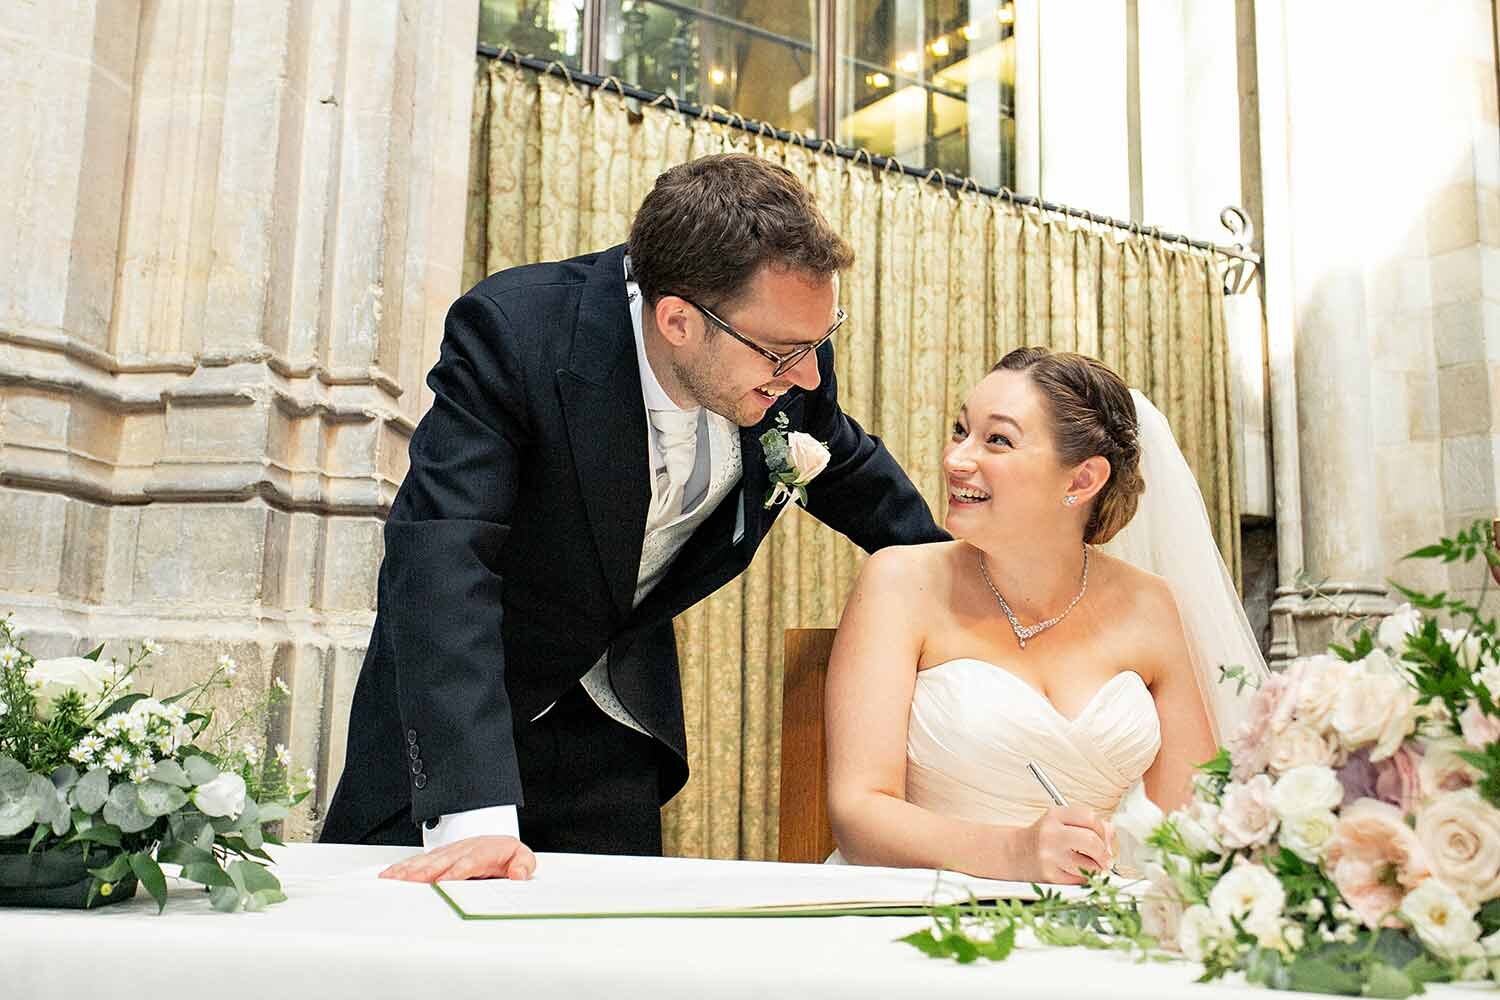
[993,347,1145,544]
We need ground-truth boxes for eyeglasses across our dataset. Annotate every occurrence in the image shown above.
[679,297,848,378]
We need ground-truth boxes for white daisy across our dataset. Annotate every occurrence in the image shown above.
[101,746,132,773]
[0,645,20,669]
[82,734,106,754]
[142,640,163,657]
[243,743,261,766]
[217,654,238,677]
[128,762,152,784]
[69,743,94,765]
[275,744,291,766]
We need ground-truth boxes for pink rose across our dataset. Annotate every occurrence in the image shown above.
[1372,744,1424,814]
[1324,799,1432,928]
[785,432,830,485]
[1460,699,1500,750]
[1416,789,1500,908]
[1420,738,1481,796]
[1231,672,1300,779]
[1218,774,1279,849]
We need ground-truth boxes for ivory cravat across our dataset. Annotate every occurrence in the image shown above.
[647,406,700,526]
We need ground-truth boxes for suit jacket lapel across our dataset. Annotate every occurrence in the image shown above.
[559,245,649,620]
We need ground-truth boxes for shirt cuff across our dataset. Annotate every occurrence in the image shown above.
[421,804,520,849]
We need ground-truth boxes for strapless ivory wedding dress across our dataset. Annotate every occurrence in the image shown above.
[828,658,1162,863]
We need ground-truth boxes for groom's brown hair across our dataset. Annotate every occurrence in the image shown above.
[627,154,853,310]
[994,347,1145,544]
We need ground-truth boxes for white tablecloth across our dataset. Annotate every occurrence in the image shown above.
[0,844,1477,999]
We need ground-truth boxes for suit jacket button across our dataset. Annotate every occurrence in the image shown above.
[407,744,420,760]
[413,773,427,789]
[406,729,418,745]
[410,759,424,775]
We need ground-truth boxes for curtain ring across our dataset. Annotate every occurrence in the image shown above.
[544,60,575,89]
[819,139,837,157]
[923,167,945,187]
[997,185,1015,205]
[881,154,904,176]
[648,92,681,115]
[598,75,626,98]
[959,176,978,194]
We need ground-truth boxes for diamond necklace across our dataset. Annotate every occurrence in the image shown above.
[977,546,1090,650]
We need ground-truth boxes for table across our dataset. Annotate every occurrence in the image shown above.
[0,844,1470,999]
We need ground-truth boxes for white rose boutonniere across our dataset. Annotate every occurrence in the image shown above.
[760,412,830,509]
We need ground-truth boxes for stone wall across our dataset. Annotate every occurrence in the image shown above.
[0,0,479,839]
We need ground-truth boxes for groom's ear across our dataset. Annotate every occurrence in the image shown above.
[1067,456,1113,504]
[653,296,697,348]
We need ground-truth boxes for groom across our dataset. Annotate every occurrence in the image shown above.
[320,153,945,880]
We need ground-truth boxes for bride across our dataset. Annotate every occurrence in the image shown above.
[825,346,1266,883]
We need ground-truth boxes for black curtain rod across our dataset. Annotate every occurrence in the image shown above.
[477,44,1260,266]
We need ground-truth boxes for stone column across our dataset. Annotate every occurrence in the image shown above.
[0,0,480,838]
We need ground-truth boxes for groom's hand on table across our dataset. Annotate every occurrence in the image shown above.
[1027,806,1113,884]
[378,835,537,882]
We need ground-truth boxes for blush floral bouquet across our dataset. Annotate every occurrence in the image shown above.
[907,521,1500,997]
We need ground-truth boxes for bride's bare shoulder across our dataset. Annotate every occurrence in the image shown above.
[856,540,964,593]
[1092,550,1180,626]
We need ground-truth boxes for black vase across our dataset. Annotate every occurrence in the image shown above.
[0,837,139,908]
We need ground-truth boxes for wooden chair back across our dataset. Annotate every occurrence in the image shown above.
[777,627,839,864]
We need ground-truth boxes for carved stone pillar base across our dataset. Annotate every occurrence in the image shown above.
[1268,583,1395,669]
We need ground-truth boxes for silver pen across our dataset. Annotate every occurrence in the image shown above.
[1029,760,1123,877]
[1027,760,1068,806]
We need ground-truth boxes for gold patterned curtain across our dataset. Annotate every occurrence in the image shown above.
[466,58,1240,861]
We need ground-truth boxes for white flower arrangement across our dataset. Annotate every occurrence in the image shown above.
[0,619,310,912]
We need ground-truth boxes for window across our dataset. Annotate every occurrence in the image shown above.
[836,0,1014,186]
[477,0,1015,187]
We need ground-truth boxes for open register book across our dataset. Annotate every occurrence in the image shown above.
[433,852,1097,920]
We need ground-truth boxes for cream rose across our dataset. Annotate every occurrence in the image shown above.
[1279,810,1338,863]
[1270,765,1343,820]
[1218,774,1279,849]
[1330,662,1420,760]
[1292,655,1354,730]
[1266,724,1340,775]
[192,772,247,820]
[1175,799,1223,858]
[1416,789,1500,908]
[784,432,830,485]
[25,655,114,720]
[1377,604,1422,653]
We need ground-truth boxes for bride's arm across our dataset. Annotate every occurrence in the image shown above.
[825,548,1104,881]
[1141,581,1218,813]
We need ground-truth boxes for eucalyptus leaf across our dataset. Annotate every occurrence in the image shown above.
[0,755,29,801]
[0,795,37,837]
[135,780,188,818]
[147,759,192,789]
[182,861,232,888]
[183,756,219,785]
[26,774,61,826]
[28,823,49,852]
[209,884,242,912]
[248,887,287,910]
[72,768,110,814]
[1362,963,1417,1000]
[255,802,289,822]
[157,841,215,867]
[71,821,122,847]
[129,852,168,913]
[102,783,156,834]
[49,765,78,792]
[230,859,279,894]
[241,823,264,850]
[194,818,216,852]
[50,805,71,838]
[88,852,132,883]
